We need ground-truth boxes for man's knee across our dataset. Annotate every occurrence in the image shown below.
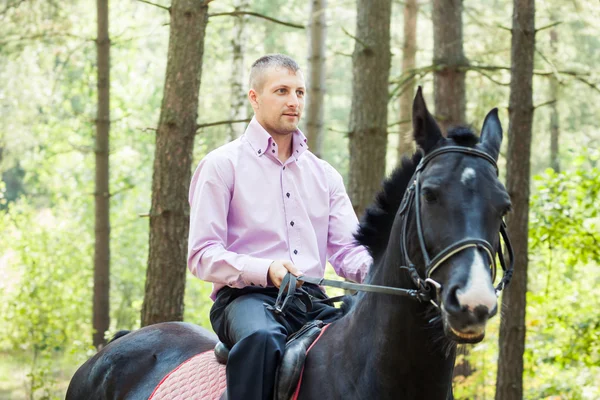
[235,328,286,356]
[247,328,285,347]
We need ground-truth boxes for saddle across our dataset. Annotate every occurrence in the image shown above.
[214,319,325,400]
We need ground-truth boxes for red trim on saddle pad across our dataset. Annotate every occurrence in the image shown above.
[291,324,331,400]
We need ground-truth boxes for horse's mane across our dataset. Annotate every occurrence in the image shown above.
[354,152,421,260]
[354,126,479,262]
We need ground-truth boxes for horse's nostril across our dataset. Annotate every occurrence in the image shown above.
[445,285,462,312]
[473,305,490,322]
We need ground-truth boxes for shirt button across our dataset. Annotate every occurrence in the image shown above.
[290,221,294,226]
[272,149,275,153]
[283,166,286,170]
[286,193,290,198]
[258,149,261,154]
[294,250,298,255]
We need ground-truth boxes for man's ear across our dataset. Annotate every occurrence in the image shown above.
[248,89,259,110]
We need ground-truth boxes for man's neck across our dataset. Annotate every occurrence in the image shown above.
[254,117,296,162]
[271,133,293,163]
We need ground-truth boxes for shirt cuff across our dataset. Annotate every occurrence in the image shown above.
[241,257,272,288]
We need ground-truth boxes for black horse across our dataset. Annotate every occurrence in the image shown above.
[66,88,512,400]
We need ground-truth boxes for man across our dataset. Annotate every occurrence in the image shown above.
[187,54,372,400]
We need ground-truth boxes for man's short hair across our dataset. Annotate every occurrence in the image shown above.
[249,54,301,93]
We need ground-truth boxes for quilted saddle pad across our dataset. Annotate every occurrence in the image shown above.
[149,350,226,400]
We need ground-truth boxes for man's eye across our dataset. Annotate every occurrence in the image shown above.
[277,89,286,94]
[296,90,304,96]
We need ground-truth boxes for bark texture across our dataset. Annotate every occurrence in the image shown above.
[348,0,392,218]
[397,0,418,161]
[93,0,110,349]
[432,0,467,132]
[227,0,248,140]
[306,0,327,158]
[495,0,536,398]
[141,0,209,326]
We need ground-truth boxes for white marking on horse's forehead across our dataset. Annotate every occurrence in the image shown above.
[461,167,476,185]
[456,252,497,311]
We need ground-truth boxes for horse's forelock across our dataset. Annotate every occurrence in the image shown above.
[447,126,479,147]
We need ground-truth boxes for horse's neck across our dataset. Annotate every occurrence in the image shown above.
[326,255,456,397]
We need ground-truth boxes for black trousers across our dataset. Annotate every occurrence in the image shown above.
[210,284,342,400]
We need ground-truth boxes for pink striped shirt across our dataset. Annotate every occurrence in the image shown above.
[187,117,372,300]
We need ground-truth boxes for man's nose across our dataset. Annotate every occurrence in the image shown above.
[287,94,299,108]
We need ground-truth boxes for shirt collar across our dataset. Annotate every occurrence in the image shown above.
[245,116,309,159]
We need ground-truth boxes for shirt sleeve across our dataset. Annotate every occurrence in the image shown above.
[187,154,272,289]
[324,164,373,283]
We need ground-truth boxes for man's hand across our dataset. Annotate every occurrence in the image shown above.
[268,260,303,289]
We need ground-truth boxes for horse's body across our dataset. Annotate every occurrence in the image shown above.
[67,88,512,400]
[66,323,217,399]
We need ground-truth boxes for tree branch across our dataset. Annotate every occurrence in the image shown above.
[196,118,251,131]
[332,50,352,58]
[209,11,304,29]
[535,47,561,82]
[536,21,562,33]
[534,99,557,110]
[341,27,369,50]
[137,0,170,11]
[388,119,412,128]
[110,182,136,198]
[327,127,349,135]
[572,75,600,93]
[0,32,94,46]
[471,69,510,86]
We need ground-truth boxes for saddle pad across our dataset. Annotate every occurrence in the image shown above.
[149,350,226,400]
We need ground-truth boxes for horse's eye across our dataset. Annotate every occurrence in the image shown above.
[422,189,437,204]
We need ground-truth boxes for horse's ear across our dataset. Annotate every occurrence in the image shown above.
[479,108,503,161]
[412,86,443,153]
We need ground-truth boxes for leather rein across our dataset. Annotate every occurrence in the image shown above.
[269,146,514,315]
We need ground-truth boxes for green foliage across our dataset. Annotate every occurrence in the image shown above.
[0,200,95,399]
[530,153,600,266]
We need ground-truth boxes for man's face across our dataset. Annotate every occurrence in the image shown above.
[249,67,305,136]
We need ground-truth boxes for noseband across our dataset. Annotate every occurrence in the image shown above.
[398,146,514,307]
[273,145,514,315]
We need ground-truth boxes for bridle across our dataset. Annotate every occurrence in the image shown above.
[397,145,514,308]
[270,145,514,315]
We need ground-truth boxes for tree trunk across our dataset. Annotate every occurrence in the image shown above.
[396,0,418,162]
[495,1,535,399]
[93,0,110,349]
[348,0,392,218]
[432,0,466,132]
[141,0,210,326]
[306,0,327,158]
[549,23,560,172]
[227,0,248,141]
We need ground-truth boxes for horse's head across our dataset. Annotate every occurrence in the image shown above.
[404,88,511,344]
